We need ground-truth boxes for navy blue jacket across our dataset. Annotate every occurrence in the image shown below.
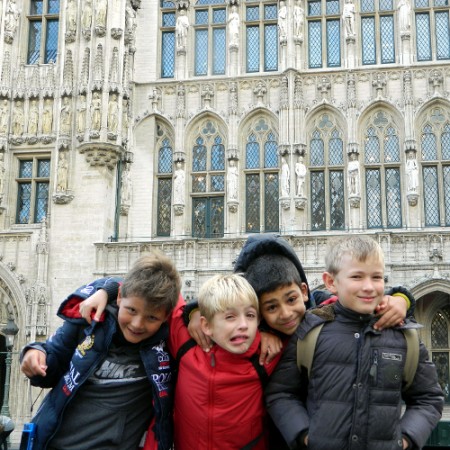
[20,279,174,450]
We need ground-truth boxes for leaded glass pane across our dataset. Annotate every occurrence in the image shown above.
[157,178,172,236]
[19,161,33,178]
[385,168,402,227]
[35,182,49,222]
[432,352,450,403]
[366,169,382,228]
[432,311,449,347]
[365,128,380,163]
[211,137,225,170]
[192,175,207,192]
[246,174,261,232]
[362,17,376,64]
[247,26,260,72]
[161,32,175,77]
[162,12,176,26]
[45,19,59,63]
[443,166,450,225]
[265,4,278,20]
[379,0,393,9]
[327,20,341,67]
[380,15,395,63]
[213,28,226,74]
[211,175,225,191]
[213,8,226,23]
[264,134,278,168]
[193,138,207,171]
[442,125,450,159]
[434,0,448,5]
[246,135,260,168]
[195,29,208,75]
[38,159,50,177]
[192,198,207,237]
[309,21,322,68]
[384,127,400,162]
[265,173,279,231]
[48,0,60,13]
[416,13,432,61]
[158,141,173,174]
[311,171,326,230]
[246,6,259,21]
[361,0,375,12]
[196,9,209,24]
[30,1,43,14]
[197,0,226,4]
[422,125,437,160]
[27,21,42,64]
[210,197,224,237]
[415,0,429,6]
[161,1,176,8]
[436,12,450,60]
[308,0,321,16]
[264,24,278,71]
[330,171,345,230]
[329,132,343,165]
[17,183,31,224]
[423,166,440,226]
[326,0,340,14]
[310,131,324,166]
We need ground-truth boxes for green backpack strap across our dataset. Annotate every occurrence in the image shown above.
[296,323,324,377]
[402,328,420,391]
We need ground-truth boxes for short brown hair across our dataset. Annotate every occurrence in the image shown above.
[121,251,181,314]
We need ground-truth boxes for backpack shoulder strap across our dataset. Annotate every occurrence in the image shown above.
[402,328,420,391]
[296,323,324,378]
[176,338,197,362]
[250,353,270,388]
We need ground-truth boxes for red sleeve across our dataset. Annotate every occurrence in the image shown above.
[167,294,191,357]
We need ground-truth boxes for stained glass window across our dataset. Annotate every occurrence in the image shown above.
[431,306,450,403]
[27,0,60,64]
[156,128,173,236]
[161,9,176,78]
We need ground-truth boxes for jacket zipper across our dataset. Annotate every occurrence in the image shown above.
[370,349,378,387]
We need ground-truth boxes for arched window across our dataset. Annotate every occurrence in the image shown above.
[307,0,341,68]
[309,114,345,231]
[156,125,173,236]
[244,119,279,232]
[191,119,225,238]
[160,1,176,78]
[363,111,402,228]
[431,304,450,402]
[420,107,450,226]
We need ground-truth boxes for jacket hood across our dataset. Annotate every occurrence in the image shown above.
[234,234,312,308]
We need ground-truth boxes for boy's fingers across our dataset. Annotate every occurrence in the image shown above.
[94,304,106,321]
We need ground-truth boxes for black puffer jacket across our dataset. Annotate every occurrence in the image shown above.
[265,302,444,450]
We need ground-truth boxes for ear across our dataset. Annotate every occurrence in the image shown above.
[116,288,122,306]
[200,316,213,337]
[322,272,338,295]
[300,282,309,302]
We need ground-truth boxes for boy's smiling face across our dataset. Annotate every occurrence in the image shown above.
[259,282,308,336]
[323,254,384,315]
[117,295,167,344]
[201,300,259,354]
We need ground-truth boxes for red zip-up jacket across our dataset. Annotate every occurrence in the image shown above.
[168,297,280,450]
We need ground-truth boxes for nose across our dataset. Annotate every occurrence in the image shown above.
[237,315,249,330]
[131,315,145,330]
[362,277,375,291]
[279,304,291,320]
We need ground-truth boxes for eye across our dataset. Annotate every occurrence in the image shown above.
[265,304,277,313]
[247,311,257,319]
[126,307,136,314]
[287,296,298,304]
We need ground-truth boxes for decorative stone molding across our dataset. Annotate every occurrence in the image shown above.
[228,201,238,213]
[294,197,306,210]
[53,191,75,204]
[78,142,123,170]
[349,195,360,208]
[111,28,123,40]
[407,193,418,207]
[280,197,290,210]
[174,204,185,215]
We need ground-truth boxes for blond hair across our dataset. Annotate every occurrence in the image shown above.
[198,274,259,321]
[325,235,384,275]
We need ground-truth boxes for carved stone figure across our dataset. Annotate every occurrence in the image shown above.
[0,153,5,195]
[107,94,119,134]
[347,153,360,196]
[295,156,306,197]
[121,166,132,205]
[227,159,238,200]
[406,154,419,192]
[66,0,77,34]
[95,0,108,29]
[28,99,39,136]
[176,9,189,49]
[77,95,87,134]
[293,0,304,38]
[173,161,185,204]
[281,156,290,197]
[12,100,24,136]
[82,0,93,30]
[278,1,287,39]
[0,100,9,134]
[60,97,72,135]
[398,0,411,33]
[90,92,102,131]
[5,0,20,34]
[228,6,240,47]
[42,99,53,135]
[343,0,355,37]
[57,152,69,192]
[126,3,137,34]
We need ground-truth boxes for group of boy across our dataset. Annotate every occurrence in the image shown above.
[20,234,444,450]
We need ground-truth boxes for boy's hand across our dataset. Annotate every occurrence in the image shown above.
[373,295,407,330]
[187,309,213,352]
[259,332,283,365]
[79,289,108,323]
[21,349,47,377]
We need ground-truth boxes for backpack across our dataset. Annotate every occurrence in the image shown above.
[296,324,420,391]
